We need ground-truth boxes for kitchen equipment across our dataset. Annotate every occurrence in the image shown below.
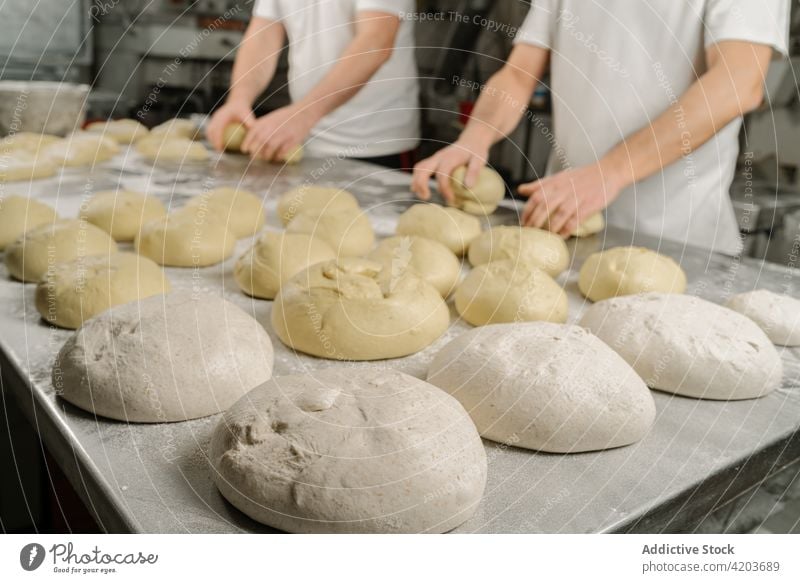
[0,81,90,137]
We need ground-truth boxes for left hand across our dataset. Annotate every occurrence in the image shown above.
[240,104,318,161]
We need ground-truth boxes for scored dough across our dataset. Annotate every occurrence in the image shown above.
[286,208,374,256]
[35,252,170,329]
[578,246,687,302]
[136,136,209,162]
[45,133,119,167]
[396,203,481,256]
[135,209,236,267]
[210,368,486,533]
[468,226,570,277]
[367,235,460,297]
[81,190,166,242]
[428,323,656,452]
[184,187,265,239]
[0,195,58,250]
[272,258,450,360]
[54,292,274,422]
[449,166,505,215]
[277,185,359,225]
[86,119,149,144]
[726,289,800,347]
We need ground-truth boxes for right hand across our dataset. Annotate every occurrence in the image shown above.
[206,98,256,151]
[411,141,489,203]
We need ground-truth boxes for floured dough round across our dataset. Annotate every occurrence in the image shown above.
[367,235,460,297]
[54,292,274,422]
[287,208,374,256]
[0,195,58,250]
[82,190,166,242]
[184,187,264,239]
[136,136,208,162]
[35,252,170,329]
[449,166,504,215]
[578,246,687,302]
[580,293,783,400]
[234,231,336,300]
[726,289,800,347]
[272,258,450,360]
[0,153,58,182]
[468,226,570,277]
[277,186,359,225]
[396,203,481,256]
[150,118,199,140]
[86,119,149,144]
[4,220,118,282]
[0,132,61,155]
[222,123,247,152]
[428,323,656,452]
[45,133,119,167]
[210,368,486,533]
[455,258,567,326]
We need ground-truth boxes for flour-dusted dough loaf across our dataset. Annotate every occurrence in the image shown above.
[272,258,450,360]
[455,258,567,326]
[726,289,800,347]
[578,246,687,302]
[449,166,505,215]
[86,119,149,144]
[0,152,58,182]
[277,186,359,225]
[45,133,119,167]
[234,231,336,300]
[580,293,783,400]
[136,136,209,162]
[0,195,58,250]
[54,292,274,422]
[468,226,570,277]
[428,323,656,452]
[286,208,374,256]
[150,118,199,140]
[184,187,265,239]
[35,252,170,329]
[210,368,486,533]
[367,235,460,297]
[4,220,118,282]
[82,190,166,242]
[396,203,481,256]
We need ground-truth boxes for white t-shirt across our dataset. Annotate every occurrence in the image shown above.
[254,0,420,158]
[515,0,789,255]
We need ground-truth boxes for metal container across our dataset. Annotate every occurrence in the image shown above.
[0,81,89,137]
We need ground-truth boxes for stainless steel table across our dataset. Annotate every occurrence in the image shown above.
[1,151,799,533]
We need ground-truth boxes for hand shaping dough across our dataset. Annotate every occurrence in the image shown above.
[81,190,166,242]
[0,195,58,250]
[277,185,359,225]
[396,203,481,256]
[580,293,783,400]
[0,152,58,182]
[184,187,264,239]
[35,252,170,329]
[45,133,119,167]
[210,368,486,533]
[449,166,504,215]
[578,246,687,302]
[86,119,149,144]
[234,231,336,300]
[136,136,209,162]
[272,258,450,360]
[726,289,800,347]
[222,123,247,152]
[367,235,460,297]
[150,118,199,140]
[287,208,374,256]
[4,220,118,282]
[428,323,656,452]
[468,226,570,277]
[54,292,274,422]
[455,258,567,326]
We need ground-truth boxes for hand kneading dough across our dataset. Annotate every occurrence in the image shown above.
[234,231,336,300]
[54,293,274,422]
[449,166,505,214]
[455,258,567,326]
[396,204,481,256]
[35,253,170,329]
[286,208,374,256]
[272,258,450,360]
[277,186,359,225]
[222,122,247,152]
[468,226,569,277]
[136,136,209,162]
[45,133,119,167]
[4,220,118,282]
[210,368,486,533]
[367,235,460,297]
[428,323,656,452]
[726,289,800,347]
[86,119,149,144]
[580,293,783,400]
[578,246,687,302]
[184,187,265,239]
[135,209,236,267]
[0,195,58,250]
[81,190,166,242]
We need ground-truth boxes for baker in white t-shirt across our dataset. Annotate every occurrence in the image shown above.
[207,0,419,167]
[412,1,789,254]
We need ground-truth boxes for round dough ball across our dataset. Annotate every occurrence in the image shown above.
[368,235,460,297]
[396,204,481,256]
[287,208,374,256]
[578,246,687,302]
[0,132,61,155]
[272,258,450,360]
[86,119,149,144]
[277,186,359,225]
[53,292,274,422]
[136,136,208,162]
[449,166,504,215]
[4,219,118,282]
[81,190,166,242]
[428,323,656,452]
[468,226,570,277]
[455,258,567,326]
[150,118,199,140]
[271,145,304,165]
[45,133,119,167]
[234,231,336,300]
[0,152,58,182]
[35,252,170,329]
[184,187,264,239]
[574,212,605,237]
[222,123,247,152]
[210,368,486,533]
[725,289,800,347]
[580,293,783,400]
[0,195,58,250]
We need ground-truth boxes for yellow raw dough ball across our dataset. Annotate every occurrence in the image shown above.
[0,132,61,155]
[0,195,59,250]
[367,235,461,297]
[277,186,359,226]
[136,136,208,162]
[286,208,374,256]
[395,204,481,256]
[45,133,119,167]
[81,190,167,242]
[150,118,199,140]
[468,226,570,277]
[222,123,247,152]
[183,187,264,239]
[449,166,505,215]
[135,209,236,267]
[86,119,149,144]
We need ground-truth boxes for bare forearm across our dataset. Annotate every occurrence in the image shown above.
[228,18,285,105]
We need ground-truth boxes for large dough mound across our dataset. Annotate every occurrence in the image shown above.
[184,187,265,239]
[272,258,450,360]
[45,133,119,167]
[0,195,58,250]
[136,136,208,162]
[35,252,170,329]
[54,293,274,422]
[468,226,570,277]
[726,289,800,347]
[396,203,481,256]
[428,323,656,452]
[286,208,374,256]
[82,190,166,242]
[367,235,460,297]
[210,368,486,533]
[135,209,236,267]
[277,186,359,225]
[449,166,505,215]
[580,293,783,400]
[579,246,687,301]
[86,119,149,144]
